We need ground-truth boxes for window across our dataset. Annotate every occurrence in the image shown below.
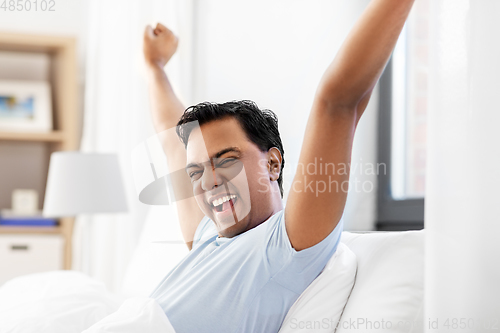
[377,0,429,230]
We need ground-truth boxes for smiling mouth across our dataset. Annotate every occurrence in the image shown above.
[211,194,237,213]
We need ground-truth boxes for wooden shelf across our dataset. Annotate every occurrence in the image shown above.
[0,32,75,53]
[0,225,62,234]
[0,31,78,270]
[0,131,65,142]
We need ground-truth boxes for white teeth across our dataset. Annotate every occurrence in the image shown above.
[212,194,236,207]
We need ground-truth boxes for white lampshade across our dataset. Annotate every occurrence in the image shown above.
[43,152,128,217]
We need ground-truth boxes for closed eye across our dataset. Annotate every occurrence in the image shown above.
[216,158,237,167]
[188,170,202,179]
[187,157,239,180]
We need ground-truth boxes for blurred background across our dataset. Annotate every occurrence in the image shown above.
[1,1,498,320]
[0,0,392,292]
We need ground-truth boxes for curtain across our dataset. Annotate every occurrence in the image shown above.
[74,0,194,293]
[425,0,500,328]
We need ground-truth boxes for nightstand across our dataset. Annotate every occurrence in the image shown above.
[0,232,64,285]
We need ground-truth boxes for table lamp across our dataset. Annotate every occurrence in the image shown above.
[43,152,128,217]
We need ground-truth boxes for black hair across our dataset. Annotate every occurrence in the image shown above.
[176,100,285,197]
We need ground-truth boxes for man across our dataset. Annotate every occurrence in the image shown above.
[143,0,415,332]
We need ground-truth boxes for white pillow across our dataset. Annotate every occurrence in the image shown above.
[336,231,424,333]
[279,242,357,333]
[0,270,121,333]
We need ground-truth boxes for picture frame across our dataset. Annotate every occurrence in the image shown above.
[0,80,53,132]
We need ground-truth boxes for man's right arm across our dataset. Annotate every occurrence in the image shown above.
[143,23,204,250]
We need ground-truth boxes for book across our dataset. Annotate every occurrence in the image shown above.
[0,210,57,227]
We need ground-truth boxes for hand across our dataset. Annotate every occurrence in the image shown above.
[143,23,179,69]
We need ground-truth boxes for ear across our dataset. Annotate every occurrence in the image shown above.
[267,147,282,182]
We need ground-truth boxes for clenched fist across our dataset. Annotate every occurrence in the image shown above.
[143,23,179,69]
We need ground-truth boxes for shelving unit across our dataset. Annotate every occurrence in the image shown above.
[0,226,63,234]
[0,32,79,270]
[0,131,65,142]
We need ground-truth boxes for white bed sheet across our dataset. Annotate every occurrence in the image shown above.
[0,271,123,333]
[0,240,357,333]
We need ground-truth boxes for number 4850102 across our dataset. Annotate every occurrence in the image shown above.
[1,0,56,11]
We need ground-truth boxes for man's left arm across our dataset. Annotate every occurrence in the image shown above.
[285,0,415,251]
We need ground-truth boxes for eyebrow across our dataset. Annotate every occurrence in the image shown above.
[185,147,242,171]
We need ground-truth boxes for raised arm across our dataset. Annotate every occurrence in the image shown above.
[285,0,415,251]
[318,0,415,115]
[143,23,204,250]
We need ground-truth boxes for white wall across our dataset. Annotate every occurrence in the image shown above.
[0,0,88,82]
[192,0,377,230]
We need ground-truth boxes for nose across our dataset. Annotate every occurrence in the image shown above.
[200,165,224,192]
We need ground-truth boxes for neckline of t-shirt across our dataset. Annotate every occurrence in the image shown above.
[213,208,285,245]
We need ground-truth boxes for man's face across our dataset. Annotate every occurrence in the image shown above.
[185,117,276,238]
